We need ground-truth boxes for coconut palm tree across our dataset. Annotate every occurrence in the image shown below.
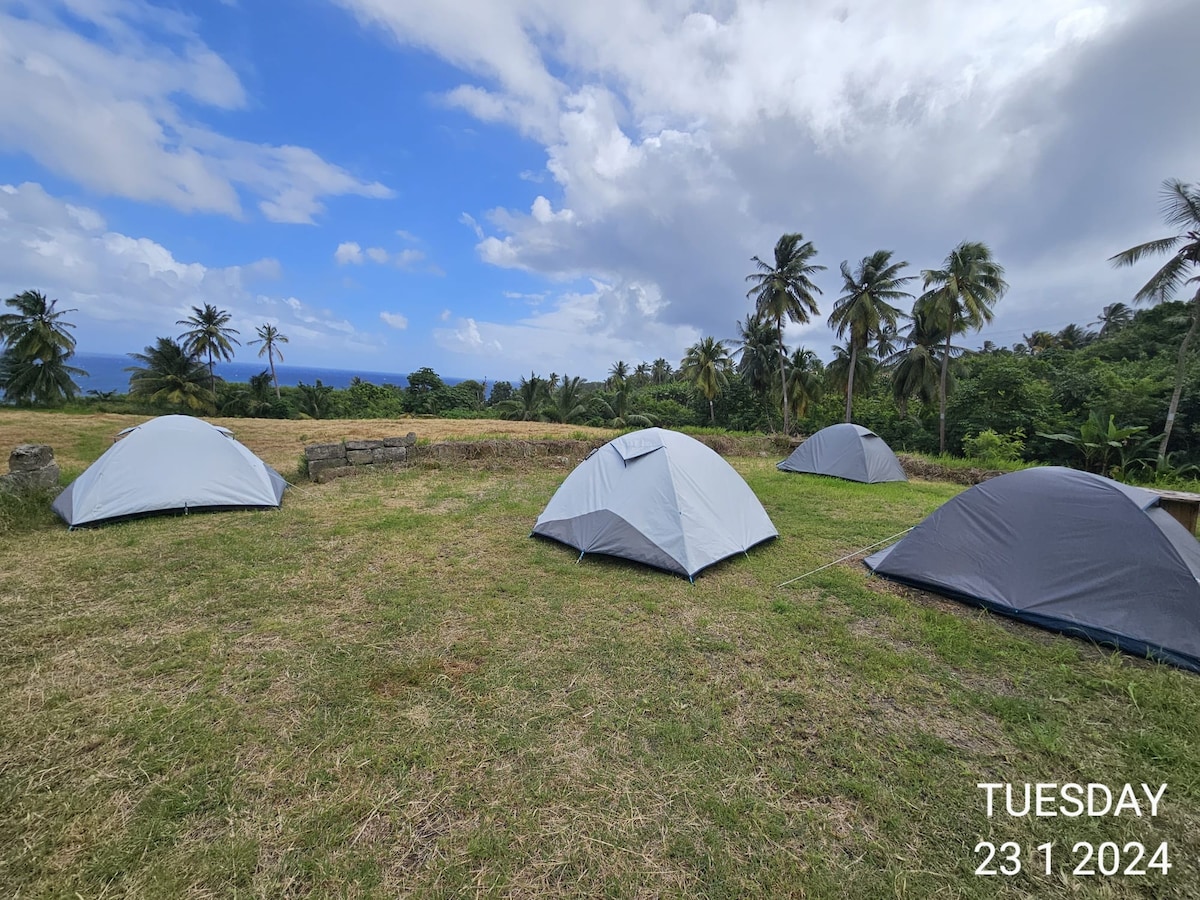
[632,362,652,388]
[0,347,88,406]
[920,241,1008,453]
[826,340,878,406]
[177,303,241,397]
[1110,178,1200,461]
[745,233,825,433]
[1093,302,1133,337]
[607,360,629,391]
[735,313,782,405]
[0,290,79,360]
[544,375,591,424]
[650,358,674,384]
[680,337,732,423]
[785,348,824,421]
[888,301,953,418]
[1022,330,1058,354]
[495,374,549,421]
[248,323,288,399]
[828,250,913,422]
[1055,323,1096,350]
[296,380,334,419]
[126,337,216,413]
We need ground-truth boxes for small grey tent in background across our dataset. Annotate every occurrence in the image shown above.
[865,466,1200,673]
[532,427,778,579]
[52,415,287,528]
[777,423,906,483]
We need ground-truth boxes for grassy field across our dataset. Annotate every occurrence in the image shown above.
[2,412,1199,898]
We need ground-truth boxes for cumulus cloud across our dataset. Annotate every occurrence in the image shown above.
[337,241,429,269]
[379,311,408,329]
[335,241,364,264]
[0,2,391,222]
[340,0,1198,358]
[0,181,382,359]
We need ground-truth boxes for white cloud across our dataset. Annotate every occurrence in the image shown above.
[366,246,390,264]
[439,308,452,321]
[0,2,391,222]
[0,181,382,359]
[434,278,698,378]
[338,0,1192,361]
[335,241,364,264]
[379,311,408,329]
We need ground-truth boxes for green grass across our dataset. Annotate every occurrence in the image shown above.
[2,446,1199,897]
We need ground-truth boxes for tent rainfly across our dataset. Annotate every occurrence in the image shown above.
[777,423,906,483]
[532,427,778,579]
[52,415,288,528]
[865,466,1200,672]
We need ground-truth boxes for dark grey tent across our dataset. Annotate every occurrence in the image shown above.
[865,466,1200,672]
[532,428,778,579]
[777,423,906,483]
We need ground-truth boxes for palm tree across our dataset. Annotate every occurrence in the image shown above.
[1055,323,1096,350]
[177,303,241,396]
[745,233,825,433]
[1110,178,1200,461]
[632,362,652,388]
[888,302,952,418]
[1093,302,1133,337]
[735,313,782,405]
[1023,330,1058,354]
[0,290,79,360]
[826,340,878,406]
[920,241,1008,453]
[785,348,824,421]
[650,358,674,384]
[0,289,87,405]
[296,380,334,419]
[607,361,629,390]
[0,347,88,406]
[544,375,590,424]
[126,337,216,413]
[248,323,288,399]
[680,337,732,423]
[496,374,549,421]
[828,250,913,422]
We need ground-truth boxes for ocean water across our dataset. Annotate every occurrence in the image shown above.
[70,353,423,394]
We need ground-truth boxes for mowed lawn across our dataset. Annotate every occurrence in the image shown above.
[2,414,1199,898]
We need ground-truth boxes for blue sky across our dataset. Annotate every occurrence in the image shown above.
[0,0,1195,382]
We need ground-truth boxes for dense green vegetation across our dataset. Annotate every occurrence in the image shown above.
[4,177,1198,484]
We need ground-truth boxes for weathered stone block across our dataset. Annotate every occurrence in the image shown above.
[0,464,60,493]
[345,439,384,451]
[384,432,418,448]
[305,442,345,461]
[9,444,54,472]
[315,466,358,484]
[345,449,374,465]
[372,446,407,464]
[307,458,346,478]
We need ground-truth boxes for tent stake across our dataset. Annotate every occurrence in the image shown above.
[776,527,913,588]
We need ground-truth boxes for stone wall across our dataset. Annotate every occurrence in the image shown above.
[0,444,60,493]
[305,433,417,483]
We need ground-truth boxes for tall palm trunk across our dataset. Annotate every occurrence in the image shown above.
[844,341,857,423]
[939,331,951,454]
[270,354,280,400]
[1159,295,1200,462]
[777,316,789,433]
[208,347,216,398]
[709,398,715,423]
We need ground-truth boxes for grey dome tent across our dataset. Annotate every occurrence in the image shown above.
[532,428,778,579]
[864,466,1200,673]
[52,415,288,528]
[777,423,906,483]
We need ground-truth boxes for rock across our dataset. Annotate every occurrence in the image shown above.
[345,449,374,465]
[381,432,417,448]
[9,444,54,472]
[345,439,384,451]
[305,442,345,461]
[307,458,347,478]
[372,446,407,464]
[314,466,359,484]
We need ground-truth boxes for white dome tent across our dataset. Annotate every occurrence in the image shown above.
[52,416,288,528]
[532,428,778,580]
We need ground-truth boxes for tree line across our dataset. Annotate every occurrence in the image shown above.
[2,178,1198,477]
